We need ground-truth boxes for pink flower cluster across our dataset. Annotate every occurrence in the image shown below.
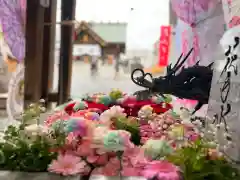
[46,104,183,179]
[140,110,200,148]
[121,147,149,176]
[140,124,163,144]
[140,111,181,144]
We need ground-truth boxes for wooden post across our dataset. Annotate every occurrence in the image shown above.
[24,0,45,107]
[41,0,57,106]
[58,0,76,105]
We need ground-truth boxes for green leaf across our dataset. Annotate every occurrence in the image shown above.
[113,117,141,145]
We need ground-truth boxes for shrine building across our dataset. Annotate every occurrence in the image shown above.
[73,21,126,63]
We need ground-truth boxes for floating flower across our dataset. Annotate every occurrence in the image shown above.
[109,89,123,101]
[73,101,88,111]
[81,94,93,101]
[103,130,134,152]
[85,111,100,121]
[91,126,110,148]
[168,125,185,140]
[99,106,126,126]
[116,97,125,104]
[98,95,112,106]
[108,106,126,117]
[152,96,165,104]
[48,153,87,176]
[64,118,89,136]
[142,160,180,180]
[143,139,173,160]
[138,105,153,118]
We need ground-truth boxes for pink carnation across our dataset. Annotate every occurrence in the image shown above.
[122,147,149,176]
[142,161,180,180]
[48,153,87,176]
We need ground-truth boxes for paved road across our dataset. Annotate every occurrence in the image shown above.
[53,61,144,97]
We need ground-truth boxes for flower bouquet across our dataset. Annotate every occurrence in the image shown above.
[0,89,239,180]
[45,90,240,180]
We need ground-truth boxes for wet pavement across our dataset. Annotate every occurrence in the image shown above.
[53,61,143,97]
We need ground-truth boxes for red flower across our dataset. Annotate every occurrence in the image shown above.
[64,101,109,115]
[64,99,172,117]
[120,99,172,116]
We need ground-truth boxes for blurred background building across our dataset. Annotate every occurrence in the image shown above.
[73,21,126,64]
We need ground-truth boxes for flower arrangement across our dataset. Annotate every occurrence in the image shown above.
[0,90,239,180]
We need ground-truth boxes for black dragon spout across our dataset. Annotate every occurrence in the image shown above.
[131,48,213,114]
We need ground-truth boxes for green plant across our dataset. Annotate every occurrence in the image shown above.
[0,101,66,172]
[113,117,141,145]
[166,140,240,180]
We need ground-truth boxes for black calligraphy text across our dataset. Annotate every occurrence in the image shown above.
[213,37,239,131]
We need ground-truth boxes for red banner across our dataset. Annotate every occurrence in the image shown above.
[158,26,171,66]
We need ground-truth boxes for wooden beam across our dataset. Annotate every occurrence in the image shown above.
[41,0,57,106]
[58,0,76,105]
[24,0,45,107]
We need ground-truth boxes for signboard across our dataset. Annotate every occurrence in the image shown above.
[73,44,101,56]
[207,25,240,161]
[158,26,171,66]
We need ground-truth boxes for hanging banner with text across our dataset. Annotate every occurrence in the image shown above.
[158,26,171,66]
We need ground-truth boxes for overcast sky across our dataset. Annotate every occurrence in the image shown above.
[57,0,169,50]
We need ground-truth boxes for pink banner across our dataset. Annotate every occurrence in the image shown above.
[158,26,171,66]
